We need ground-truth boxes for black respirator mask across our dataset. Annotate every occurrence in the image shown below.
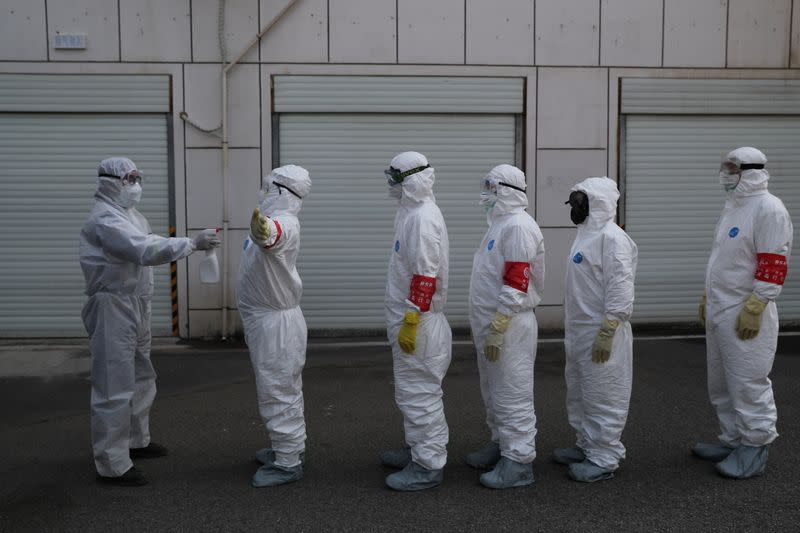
[566,191,589,225]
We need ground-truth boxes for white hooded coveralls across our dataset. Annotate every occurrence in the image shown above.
[469,164,544,464]
[564,177,638,470]
[384,152,452,471]
[704,148,792,448]
[238,165,311,468]
[80,157,196,477]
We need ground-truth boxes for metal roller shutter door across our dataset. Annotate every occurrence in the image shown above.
[625,115,800,323]
[279,113,517,331]
[0,113,172,337]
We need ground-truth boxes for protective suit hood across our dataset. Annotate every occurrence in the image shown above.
[486,164,528,219]
[95,157,138,209]
[389,151,436,206]
[724,147,770,197]
[571,177,619,231]
[260,164,311,217]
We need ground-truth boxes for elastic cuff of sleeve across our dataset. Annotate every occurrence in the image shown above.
[403,311,420,325]
[744,293,768,315]
[490,312,511,334]
[601,317,620,332]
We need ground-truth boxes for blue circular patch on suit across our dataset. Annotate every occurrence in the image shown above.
[243,238,250,250]
[729,227,739,238]
[573,252,583,264]
[394,240,400,252]
[488,239,495,251]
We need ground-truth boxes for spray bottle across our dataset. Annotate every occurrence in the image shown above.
[199,228,220,284]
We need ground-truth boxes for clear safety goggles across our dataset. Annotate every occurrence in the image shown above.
[384,164,430,185]
[99,169,143,186]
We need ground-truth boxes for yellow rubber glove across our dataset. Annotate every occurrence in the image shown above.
[591,317,620,363]
[249,208,271,243]
[699,292,707,327]
[736,293,767,341]
[484,312,511,362]
[398,311,420,354]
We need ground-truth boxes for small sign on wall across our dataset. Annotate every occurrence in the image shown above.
[53,33,87,50]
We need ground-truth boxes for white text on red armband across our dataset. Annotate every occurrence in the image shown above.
[409,274,437,312]
[755,253,787,285]
[503,261,531,293]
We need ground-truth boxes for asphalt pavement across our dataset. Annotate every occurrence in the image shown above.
[1,334,799,532]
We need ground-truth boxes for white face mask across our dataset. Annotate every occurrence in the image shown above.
[719,172,740,192]
[479,191,496,213]
[119,183,142,208]
[388,182,402,201]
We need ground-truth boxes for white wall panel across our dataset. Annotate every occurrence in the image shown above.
[541,228,577,305]
[398,0,464,64]
[330,0,396,63]
[120,0,191,61]
[186,148,259,230]
[663,0,727,67]
[0,0,46,61]
[48,0,119,62]
[466,0,534,66]
[536,149,607,227]
[537,68,607,148]
[259,0,327,63]
[535,0,599,66]
[184,64,260,147]
[192,0,259,62]
[601,0,663,66]
[727,0,791,68]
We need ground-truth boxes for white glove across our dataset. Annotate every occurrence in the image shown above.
[194,228,220,251]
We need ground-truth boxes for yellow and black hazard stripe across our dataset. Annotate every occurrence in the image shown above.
[169,225,179,336]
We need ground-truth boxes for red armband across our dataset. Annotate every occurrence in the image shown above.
[409,274,437,312]
[503,262,531,293]
[755,253,787,285]
[263,219,282,249]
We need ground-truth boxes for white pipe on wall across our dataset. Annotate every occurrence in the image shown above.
[220,0,299,340]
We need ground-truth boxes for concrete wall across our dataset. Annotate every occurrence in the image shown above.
[1,0,798,336]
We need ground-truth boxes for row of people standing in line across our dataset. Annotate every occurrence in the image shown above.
[79,146,791,489]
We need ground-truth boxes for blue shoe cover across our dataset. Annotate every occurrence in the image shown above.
[552,447,586,465]
[465,441,501,469]
[479,457,534,489]
[255,448,305,466]
[385,461,443,491]
[568,460,615,483]
[692,442,734,462]
[715,444,768,479]
[251,463,303,487]
[380,447,412,469]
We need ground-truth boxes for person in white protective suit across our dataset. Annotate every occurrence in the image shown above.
[466,164,545,490]
[553,176,638,483]
[693,147,792,479]
[80,157,220,486]
[237,164,312,488]
[379,151,453,491]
